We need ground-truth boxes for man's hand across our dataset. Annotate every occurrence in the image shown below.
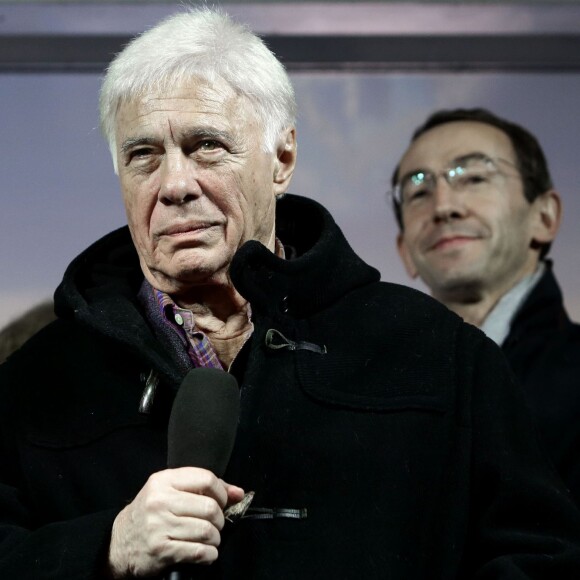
[107,467,245,578]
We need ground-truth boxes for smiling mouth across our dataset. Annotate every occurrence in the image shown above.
[430,235,478,251]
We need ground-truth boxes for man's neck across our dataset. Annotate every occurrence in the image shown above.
[174,285,251,339]
[434,281,518,327]
[174,284,253,370]
[445,298,496,327]
[436,262,544,330]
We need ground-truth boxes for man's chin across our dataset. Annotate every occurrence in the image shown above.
[430,273,485,303]
[146,258,231,294]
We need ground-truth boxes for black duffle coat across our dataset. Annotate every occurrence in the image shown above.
[2,194,580,579]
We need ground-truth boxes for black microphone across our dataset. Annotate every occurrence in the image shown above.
[165,367,240,580]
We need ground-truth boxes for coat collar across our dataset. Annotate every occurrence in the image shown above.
[54,194,380,376]
[504,261,572,348]
[230,194,380,320]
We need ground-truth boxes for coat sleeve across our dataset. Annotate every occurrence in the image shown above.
[0,502,117,579]
[460,329,580,578]
[0,356,118,578]
[0,317,139,580]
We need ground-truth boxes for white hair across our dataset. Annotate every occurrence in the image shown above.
[99,7,296,171]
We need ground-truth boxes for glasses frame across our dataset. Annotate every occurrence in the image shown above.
[390,153,521,209]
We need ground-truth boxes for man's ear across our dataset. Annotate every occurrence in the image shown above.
[273,128,297,196]
[530,189,562,247]
[397,233,419,279]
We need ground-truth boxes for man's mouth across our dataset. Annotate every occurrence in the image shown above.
[157,221,220,238]
[430,235,477,251]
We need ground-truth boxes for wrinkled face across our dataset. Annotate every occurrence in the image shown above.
[115,78,293,296]
[396,121,542,302]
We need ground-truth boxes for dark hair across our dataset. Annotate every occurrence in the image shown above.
[391,108,554,246]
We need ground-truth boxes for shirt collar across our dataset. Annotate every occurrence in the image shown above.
[480,261,546,346]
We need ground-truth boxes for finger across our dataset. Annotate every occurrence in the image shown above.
[223,482,246,505]
[166,515,222,547]
[164,540,219,566]
[169,467,229,508]
[168,493,226,529]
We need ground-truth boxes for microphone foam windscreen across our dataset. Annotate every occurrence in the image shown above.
[167,368,240,476]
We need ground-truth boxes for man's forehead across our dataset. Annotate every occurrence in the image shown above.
[400,121,515,172]
[120,81,236,116]
[115,79,256,139]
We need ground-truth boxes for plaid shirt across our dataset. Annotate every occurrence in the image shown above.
[153,288,254,370]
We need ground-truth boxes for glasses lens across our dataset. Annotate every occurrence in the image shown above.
[447,157,496,190]
[399,171,433,205]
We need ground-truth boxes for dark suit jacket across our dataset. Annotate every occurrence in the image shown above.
[503,262,580,501]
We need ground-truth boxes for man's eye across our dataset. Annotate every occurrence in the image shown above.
[129,148,153,161]
[198,140,221,151]
[461,173,488,186]
[405,188,429,203]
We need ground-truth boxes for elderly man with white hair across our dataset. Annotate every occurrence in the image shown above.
[2,8,580,580]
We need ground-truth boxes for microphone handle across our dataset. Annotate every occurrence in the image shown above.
[165,567,192,580]
[165,564,214,580]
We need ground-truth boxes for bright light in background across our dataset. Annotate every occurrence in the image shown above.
[1,71,580,328]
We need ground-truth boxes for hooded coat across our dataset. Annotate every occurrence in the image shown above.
[1,194,580,579]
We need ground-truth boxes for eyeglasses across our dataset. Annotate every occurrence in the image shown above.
[391,153,521,209]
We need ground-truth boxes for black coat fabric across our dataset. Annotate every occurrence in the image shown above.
[502,264,580,501]
[2,194,580,579]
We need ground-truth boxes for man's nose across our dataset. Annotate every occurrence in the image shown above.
[158,151,202,206]
[431,176,466,222]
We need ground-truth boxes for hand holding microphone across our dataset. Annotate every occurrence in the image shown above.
[107,369,243,579]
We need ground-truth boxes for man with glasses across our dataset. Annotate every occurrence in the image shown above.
[392,107,580,501]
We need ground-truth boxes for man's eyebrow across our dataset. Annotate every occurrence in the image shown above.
[120,128,235,155]
[120,137,158,155]
[449,151,489,166]
[180,127,234,143]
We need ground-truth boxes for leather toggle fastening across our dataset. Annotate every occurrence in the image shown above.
[265,328,327,354]
[242,507,308,520]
